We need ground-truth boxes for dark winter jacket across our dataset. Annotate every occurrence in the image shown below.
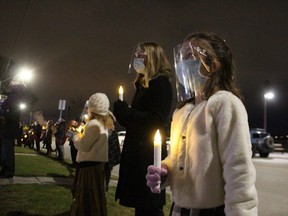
[54,121,67,146]
[113,75,173,208]
[1,93,21,139]
[107,130,121,170]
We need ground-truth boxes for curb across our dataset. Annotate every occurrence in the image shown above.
[0,176,74,185]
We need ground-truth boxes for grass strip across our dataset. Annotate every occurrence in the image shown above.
[0,185,171,215]
[0,146,172,215]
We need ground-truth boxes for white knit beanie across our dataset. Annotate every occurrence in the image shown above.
[88,93,110,116]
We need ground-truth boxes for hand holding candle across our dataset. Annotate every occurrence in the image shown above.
[119,85,124,101]
[153,129,162,191]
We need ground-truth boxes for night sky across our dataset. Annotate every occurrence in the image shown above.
[0,1,287,134]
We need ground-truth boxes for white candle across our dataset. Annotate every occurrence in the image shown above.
[154,129,162,168]
[154,129,162,191]
[119,86,123,101]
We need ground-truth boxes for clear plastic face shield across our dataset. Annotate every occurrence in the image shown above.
[174,42,210,102]
[128,46,147,74]
[80,100,89,123]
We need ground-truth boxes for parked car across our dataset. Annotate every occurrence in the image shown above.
[272,134,288,153]
[250,128,274,158]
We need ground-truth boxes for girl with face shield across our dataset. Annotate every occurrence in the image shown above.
[146,32,258,216]
[113,42,173,216]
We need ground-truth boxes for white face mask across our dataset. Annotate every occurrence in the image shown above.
[175,59,208,100]
[133,58,145,74]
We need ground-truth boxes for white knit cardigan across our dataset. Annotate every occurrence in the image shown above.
[73,118,108,163]
[162,91,258,215]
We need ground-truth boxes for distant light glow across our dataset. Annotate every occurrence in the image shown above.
[19,103,26,110]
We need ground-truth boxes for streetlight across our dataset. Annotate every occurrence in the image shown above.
[264,91,274,132]
[0,66,33,99]
[17,67,33,82]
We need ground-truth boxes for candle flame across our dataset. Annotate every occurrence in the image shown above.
[119,86,123,94]
[154,129,161,143]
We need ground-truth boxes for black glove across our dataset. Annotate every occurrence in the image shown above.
[113,99,129,122]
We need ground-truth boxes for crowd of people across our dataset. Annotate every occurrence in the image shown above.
[0,32,259,216]
[5,118,73,161]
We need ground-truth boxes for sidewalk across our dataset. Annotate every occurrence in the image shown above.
[1,150,169,195]
[0,176,118,186]
[0,176,73,185]
[0,151,118,186]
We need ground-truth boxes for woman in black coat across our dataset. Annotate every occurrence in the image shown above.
[113,42,173,216]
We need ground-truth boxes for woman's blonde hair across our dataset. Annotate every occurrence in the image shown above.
[133,42,172,88]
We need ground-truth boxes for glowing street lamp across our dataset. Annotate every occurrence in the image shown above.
[17,67,33,82]
[264,91,274,131]
[0,66,33,99]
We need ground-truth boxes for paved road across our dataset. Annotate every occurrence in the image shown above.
[252,152,288,216]
[111,152,288,216]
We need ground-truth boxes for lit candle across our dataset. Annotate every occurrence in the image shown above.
[119,86,124,101]
[154,129,162,168]
[154,129,162,191]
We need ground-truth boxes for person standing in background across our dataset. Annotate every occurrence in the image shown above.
[43,120,53,155]
[16,122,23,147]
[68,119,78,167]
[113,42,173,216]
[104,120,121,192]
[54,118,67,161]
[33,121,42,151]
[0,82,26,178]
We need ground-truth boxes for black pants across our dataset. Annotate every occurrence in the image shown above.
[56,144,64,160]
[35,140,40,151]
[70,142,78,165]
[135,206,164,216]
[0,138,15,177]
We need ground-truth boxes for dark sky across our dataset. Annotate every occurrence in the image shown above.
[0,1,287,134]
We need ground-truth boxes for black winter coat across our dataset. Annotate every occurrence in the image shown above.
[1,96,21,139]
[114,75,173,208]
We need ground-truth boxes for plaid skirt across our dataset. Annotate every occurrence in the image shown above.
[71,162,107,216]
[170,202,225,216]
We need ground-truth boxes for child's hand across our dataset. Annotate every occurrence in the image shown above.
[146,165,168,193]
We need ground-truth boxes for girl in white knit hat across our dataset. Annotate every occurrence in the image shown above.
[69,92,114,216]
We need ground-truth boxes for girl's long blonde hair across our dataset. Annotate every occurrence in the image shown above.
[89,112,115,130]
